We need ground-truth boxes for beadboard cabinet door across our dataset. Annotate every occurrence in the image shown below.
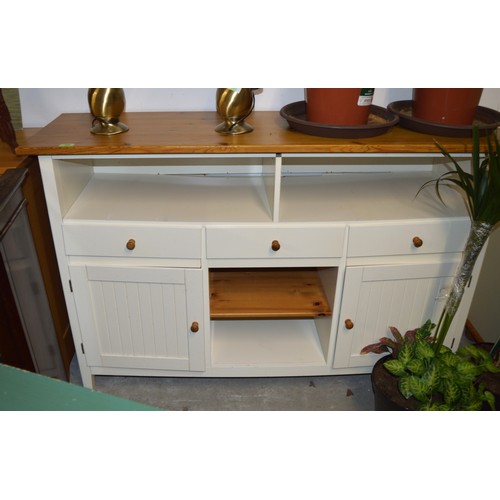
[69,264,205,372]
[333,260,460,370]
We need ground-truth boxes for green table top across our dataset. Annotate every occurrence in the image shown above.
[0,363,161,411]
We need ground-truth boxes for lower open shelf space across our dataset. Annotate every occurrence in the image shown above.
[209,267,337,369]
[211,319,329,367]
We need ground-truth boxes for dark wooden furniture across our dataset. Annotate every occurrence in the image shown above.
[1,137,74,379]
[0,168,66,378]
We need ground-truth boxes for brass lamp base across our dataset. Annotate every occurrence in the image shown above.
[90,119,129,135]
[215,121,254,135]
[215,88,257,135]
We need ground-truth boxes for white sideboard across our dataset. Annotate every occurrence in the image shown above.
[18,112,482,388]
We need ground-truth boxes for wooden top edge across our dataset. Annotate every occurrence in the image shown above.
[14,111,491,156]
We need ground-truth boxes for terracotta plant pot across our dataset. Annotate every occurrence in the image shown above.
[412,88,483,125]
[305,88,374,125]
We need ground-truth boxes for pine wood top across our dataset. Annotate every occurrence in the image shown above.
[1,129,40,174]
[209,269,333,319]
[14,111,490,156]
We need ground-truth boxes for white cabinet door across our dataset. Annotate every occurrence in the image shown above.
[333,260,460,369]
[69,264,205,372]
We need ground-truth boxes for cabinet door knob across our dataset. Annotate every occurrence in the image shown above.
[271,240,281,252]
[190,321,199,333]
[412,236,423,248]
[345,319,354,330]
[126,239,136,250]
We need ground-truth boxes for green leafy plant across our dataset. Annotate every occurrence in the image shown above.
[423,127,500,352]
[362,320,499,410]
[362,127,500,410]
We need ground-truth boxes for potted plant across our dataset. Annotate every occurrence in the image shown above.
[368,321,499,410]
[305,88,375,125]
[362,126,500,410]
[412,88,483,125]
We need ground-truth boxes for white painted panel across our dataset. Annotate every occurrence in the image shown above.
[112,281,134,355]
[70,264,204,372]
[150,283,168,356]
[212,319,326,367]
[362,260,459,281]
[334,262,457,369]
[174,284,189,359]
[100,280,124,354]
[86,265,185,284]
[126,282,145,356]
[348,219,470,257]
[64,222,202,259]
[279,171,470,223]
[185,269,206,371]
[162,284,178,357]
[63,173,273,223]
[138,283,156,356]
[206,224,345,259]
[43,157,94,217]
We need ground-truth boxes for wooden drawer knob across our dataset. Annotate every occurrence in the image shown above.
[345,319,354,330]
[126,239,136,250]
[190,321,199,333]
[412,236,423,248]
[271,240,281,252]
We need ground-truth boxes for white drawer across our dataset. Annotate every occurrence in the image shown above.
[348,219,470,257]
[63,222,202,259]
[206,225,345,259]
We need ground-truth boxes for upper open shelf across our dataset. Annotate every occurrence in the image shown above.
[51,152,469,225]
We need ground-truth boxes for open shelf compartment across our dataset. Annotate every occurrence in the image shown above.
[209,268,335,319]
[211,319,329,367]
[209,267,337,368]
[52,155,277,223]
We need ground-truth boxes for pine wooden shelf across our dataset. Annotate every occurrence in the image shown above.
[15,111,488,156]
[209,268,334,319]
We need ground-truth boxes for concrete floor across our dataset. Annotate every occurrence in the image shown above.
[70,356,375,410]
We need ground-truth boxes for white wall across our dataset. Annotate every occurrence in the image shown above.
[19,88,500,128]
[19,88,417,127]
[468,229,500,343]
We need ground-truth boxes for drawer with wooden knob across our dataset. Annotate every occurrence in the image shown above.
[62,222,202,259]
[347,219,470,257]
[206,225,345,259]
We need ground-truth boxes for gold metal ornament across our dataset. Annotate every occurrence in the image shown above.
[88,88,129,135]
[215,88,258,135]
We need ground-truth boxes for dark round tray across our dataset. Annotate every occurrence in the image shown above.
[388,100,500,137]
[279,101,399,139]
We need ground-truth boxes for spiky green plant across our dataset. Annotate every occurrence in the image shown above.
[362,127,500,410]
[422,127,500,352]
